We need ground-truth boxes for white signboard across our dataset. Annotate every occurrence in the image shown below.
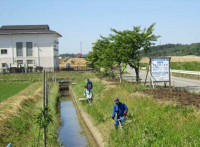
[151,58,170,82]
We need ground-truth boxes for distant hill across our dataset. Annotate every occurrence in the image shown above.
[141,43,200,57]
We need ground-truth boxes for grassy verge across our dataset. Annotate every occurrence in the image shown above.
[0,72,87,84]
[0,82,60,147]
[0,73,43,83]
[171,62,200,71]
[172,72,200,80]
[70,72,200,146]
[140,62,200,71]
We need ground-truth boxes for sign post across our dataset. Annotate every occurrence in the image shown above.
[145,57,171,88]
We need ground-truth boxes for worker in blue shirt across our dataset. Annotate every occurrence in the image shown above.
[87,79,93,92]
[112,98,128,128]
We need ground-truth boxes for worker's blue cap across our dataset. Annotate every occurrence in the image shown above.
[114,98,119,103]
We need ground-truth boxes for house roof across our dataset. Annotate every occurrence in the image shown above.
[0,25,62,37]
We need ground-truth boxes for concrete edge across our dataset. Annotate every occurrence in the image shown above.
[69,87,106,147]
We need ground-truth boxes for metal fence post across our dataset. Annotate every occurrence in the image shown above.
[43,70,46,147]
[45,71,48,106]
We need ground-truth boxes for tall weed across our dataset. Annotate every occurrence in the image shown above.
[70,73,200,146]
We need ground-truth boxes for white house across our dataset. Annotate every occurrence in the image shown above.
[0,25,62,72]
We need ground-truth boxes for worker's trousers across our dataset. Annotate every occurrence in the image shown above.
[114,116,125,126]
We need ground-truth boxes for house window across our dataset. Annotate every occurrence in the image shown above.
[27,60,33,64]
[17,60,23,64]
[2,63,6,68]
[26,42,33,56]
[16,42,23,56]
[1,49,7,55]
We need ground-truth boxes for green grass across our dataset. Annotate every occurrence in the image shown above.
[140,62,200,71]
[0,83,30,102]
[0,73,43,83]
[70,73,200,146]
[172,72,200,80]
[140,63,149,69]
[0,82,60,147]
[171,62,200,71]
[2,72,200,146]
[0,72,86,84]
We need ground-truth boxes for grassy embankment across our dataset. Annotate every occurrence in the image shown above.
[0,73,43,83]
[0,72,79,83]
[0,73,61,147]
[70,72,200,146]
[140,62,200,80]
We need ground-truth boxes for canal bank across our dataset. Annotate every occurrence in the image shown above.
[58,81,99,147]
[70,88,106,147]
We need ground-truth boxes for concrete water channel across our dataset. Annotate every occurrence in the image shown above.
[58,80,98,147]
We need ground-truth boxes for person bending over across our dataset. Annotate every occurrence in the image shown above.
[84,85,93,103]
[86,79,93,92]
[112,98,128,128]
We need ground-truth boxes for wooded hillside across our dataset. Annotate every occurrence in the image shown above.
[141,43,200,57]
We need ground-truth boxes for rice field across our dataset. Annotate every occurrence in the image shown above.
[0,84,30,102]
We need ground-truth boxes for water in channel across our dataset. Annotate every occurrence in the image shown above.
[58,94,88,147]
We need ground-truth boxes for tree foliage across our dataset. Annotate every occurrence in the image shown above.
[86,23,159,82]
[140,43,200,57]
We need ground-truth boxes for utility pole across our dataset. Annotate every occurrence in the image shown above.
[80,42,82,54]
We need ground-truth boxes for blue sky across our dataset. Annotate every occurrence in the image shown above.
[0,0,200,54]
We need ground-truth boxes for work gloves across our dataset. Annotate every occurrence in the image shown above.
[112,112,127,120]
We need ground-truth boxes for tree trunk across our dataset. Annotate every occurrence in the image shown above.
[119,64,122,83]
[119,71,123,83]
[135,62,140,83]
[135,67,139,83]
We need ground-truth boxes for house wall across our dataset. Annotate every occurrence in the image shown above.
[0,34,60,69]
[53,35,59,68]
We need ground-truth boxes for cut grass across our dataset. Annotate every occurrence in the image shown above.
[70,73,200,146]
[0,83,30,102]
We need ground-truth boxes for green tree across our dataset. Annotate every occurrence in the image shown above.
[86,36,115,74]
[109,31,131,83]
[87,23,159,83]
[110,23,159,82]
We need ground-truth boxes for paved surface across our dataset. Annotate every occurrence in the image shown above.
[123,66,200,93]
